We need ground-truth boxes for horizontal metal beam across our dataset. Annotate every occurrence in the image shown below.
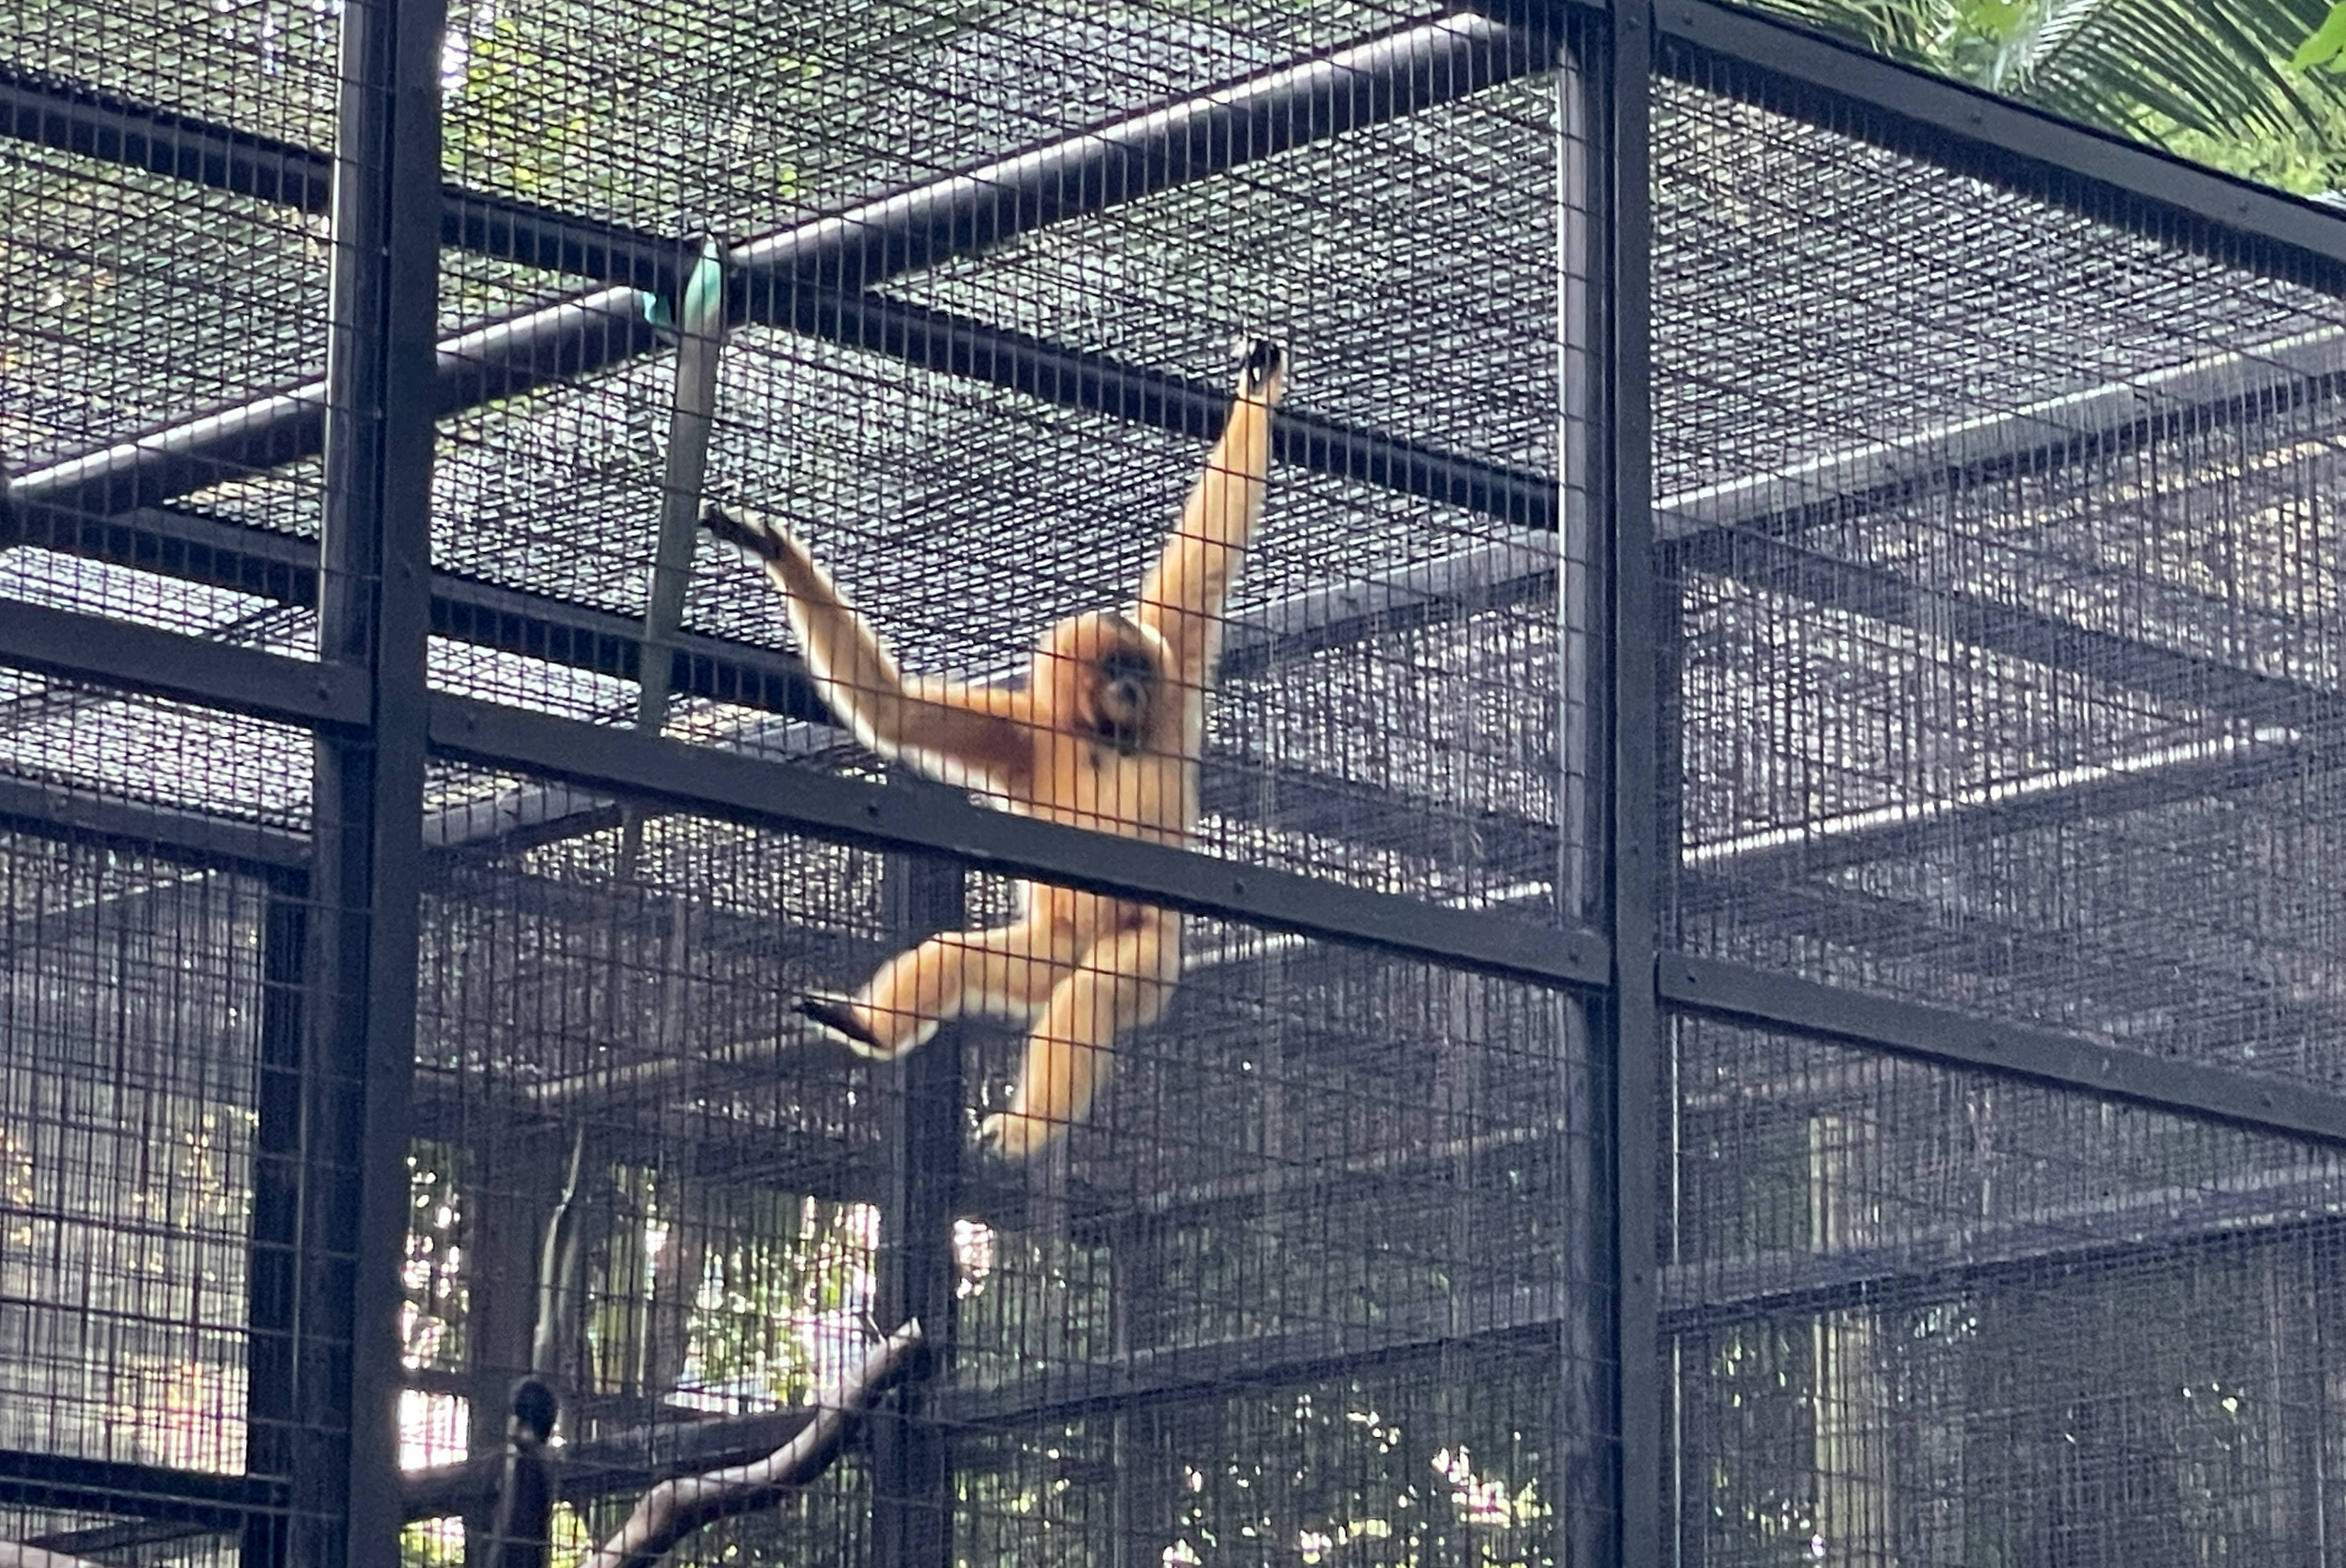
[772,287,1557,530]
[1659,951,2346,1149]
[426,692,1609,989]
[0,596,365,728]
[1675,534,2346,734]
[1676,864,2346,1105]
[1684,727,2325,884]
[0,59,678,293]
[1658,326,2346,548]
[7,13,1538,524]
[952,1151,2346,1414]
[0,59,329,210]
[0,767,310,871]
[1662,1160,2346,1333]
[1,500,825,719]
[938,1284,1567,1430]
[723,13,1540,295]
[0,1449,281,1532]
[1648,0,2346,295]
[13,490,1558,727]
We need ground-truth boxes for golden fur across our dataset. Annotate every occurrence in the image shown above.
[704,340,1286,1158]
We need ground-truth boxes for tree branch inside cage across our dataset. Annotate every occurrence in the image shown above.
[580,1320,925,1568]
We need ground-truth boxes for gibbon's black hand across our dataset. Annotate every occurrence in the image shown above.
[1236,337,1287,397]
[700,504,784,562]
[711,334,1288,1159]
[798,994,886,1055]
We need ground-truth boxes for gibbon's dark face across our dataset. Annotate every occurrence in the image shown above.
[1085,616,1161,757]
[1093,648,1157,751]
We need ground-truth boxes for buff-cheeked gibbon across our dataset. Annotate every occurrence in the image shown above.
[701,339,1287,1160]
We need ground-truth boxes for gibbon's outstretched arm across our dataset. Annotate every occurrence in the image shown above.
[1135,339,1288,692]
[703,506,1032,796]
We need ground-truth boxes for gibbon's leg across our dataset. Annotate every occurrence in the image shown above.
[800,917,1079,1061]
[701,505,1030,795]
[1134,338,1287,692]
[977,910,1182,1161]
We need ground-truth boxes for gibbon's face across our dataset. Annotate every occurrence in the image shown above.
[1039,611,1166,757]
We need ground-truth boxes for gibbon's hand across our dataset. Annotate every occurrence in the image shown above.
[701,503,785,563]
[798,992,888,1056]
[1234,336,1287,402]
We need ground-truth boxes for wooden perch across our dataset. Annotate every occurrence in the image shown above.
[581,1319,925,1568]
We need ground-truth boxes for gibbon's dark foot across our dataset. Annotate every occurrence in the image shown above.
[701,504,784,563]
[1234,337,1287,397]
[797,993,889,1056]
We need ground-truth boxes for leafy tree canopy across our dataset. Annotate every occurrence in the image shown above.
[1739,0,2346,196]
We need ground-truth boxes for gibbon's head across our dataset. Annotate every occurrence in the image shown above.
[1037,610,1169,757]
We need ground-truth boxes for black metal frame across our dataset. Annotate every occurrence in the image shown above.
[8,0,2346,1562]
[1603,8,1662,1566]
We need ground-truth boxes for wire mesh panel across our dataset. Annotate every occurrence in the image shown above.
[406,763,896,1562]
[1654,60,2346,1092]
[437,0,1449,236]
[0,835,264,1472]
[949,916,1591,1568]
[1,18,337,648]
[1664,1013,2346,1566]
[0,793,329,1557]
[405,764,1601,1566]
[420,6,1587,920]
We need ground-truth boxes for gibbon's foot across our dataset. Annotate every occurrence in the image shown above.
[701,504,784,563]
[796,994,889,1057]
[1233,337,1287,399]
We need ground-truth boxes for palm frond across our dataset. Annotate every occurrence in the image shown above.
[1738,0,2346,191]
[1728,0,1959,64]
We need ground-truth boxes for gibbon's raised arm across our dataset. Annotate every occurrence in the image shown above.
[1135,339,1287,689]
[704,507,1032,796]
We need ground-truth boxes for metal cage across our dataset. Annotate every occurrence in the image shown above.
[6,0,2346,1564]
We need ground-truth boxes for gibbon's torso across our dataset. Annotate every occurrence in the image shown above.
[1003,609,1209,942]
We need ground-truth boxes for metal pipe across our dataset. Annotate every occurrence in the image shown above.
[6,13,1534,524]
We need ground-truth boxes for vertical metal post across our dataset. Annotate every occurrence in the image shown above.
[1553,21,1615,1568]
[308,0,443,1559]
[243,872,309,1567]
[1603,3,1663,1567]
[872,800,965,1568]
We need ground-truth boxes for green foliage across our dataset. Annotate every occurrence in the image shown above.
[2294,1,2346,68]
[1739,0,2346,193]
